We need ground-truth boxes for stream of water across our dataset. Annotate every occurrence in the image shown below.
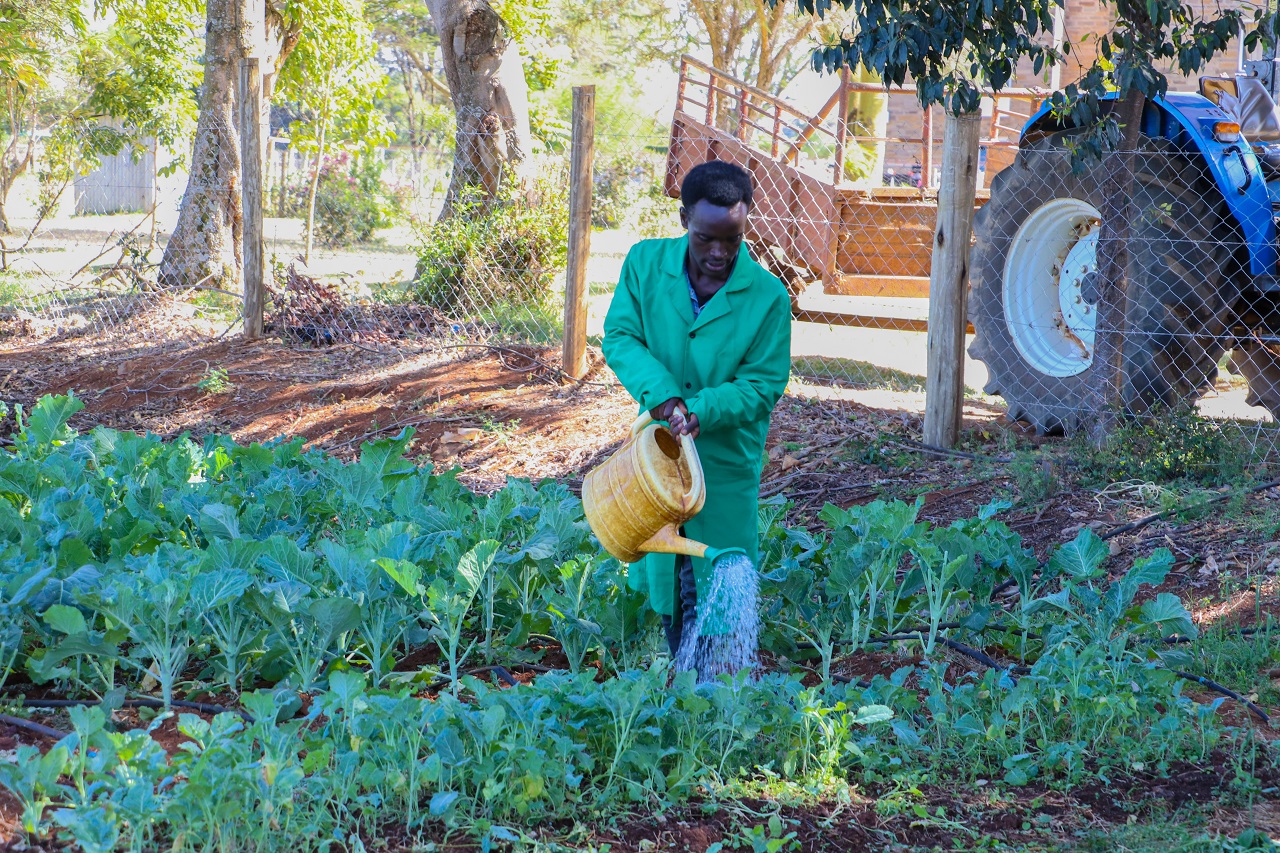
[673,552,760,682]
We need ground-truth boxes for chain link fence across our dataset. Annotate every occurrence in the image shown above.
[3,61,1280,467]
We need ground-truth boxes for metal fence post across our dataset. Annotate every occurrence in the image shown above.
[923,110,982,448]
[562,85,596,380]
[241,57,265,339]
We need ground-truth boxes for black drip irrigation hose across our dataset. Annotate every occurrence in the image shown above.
[0,712,68,740]
[426,664,529,692]
[18,697,253,722]
[1173,671,1271,724]
[1144,625,1271,645]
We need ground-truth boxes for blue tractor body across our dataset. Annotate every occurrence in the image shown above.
[1022,93,1279,279]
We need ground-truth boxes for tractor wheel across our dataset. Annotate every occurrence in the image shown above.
[968,133,1244,434]
[1231,339,1280,419]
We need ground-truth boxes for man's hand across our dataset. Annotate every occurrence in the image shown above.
[650,397,699,439]
[649,397,684,424]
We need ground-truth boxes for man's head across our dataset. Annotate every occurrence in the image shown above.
[680,160,753,283]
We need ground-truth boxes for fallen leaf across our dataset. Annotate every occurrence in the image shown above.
[441,428,484,445]
[140,661,161,693]
[780,454,800,471]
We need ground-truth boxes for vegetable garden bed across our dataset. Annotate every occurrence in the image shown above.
[0,395,1276,851]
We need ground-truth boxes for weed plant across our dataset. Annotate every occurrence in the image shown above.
[1069,404,1262,488]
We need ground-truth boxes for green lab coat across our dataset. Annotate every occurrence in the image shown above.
[602,235,792,630]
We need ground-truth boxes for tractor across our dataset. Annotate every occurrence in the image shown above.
[968,57,1280,432]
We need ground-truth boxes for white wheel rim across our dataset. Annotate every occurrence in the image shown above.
[1002,198,1102,378]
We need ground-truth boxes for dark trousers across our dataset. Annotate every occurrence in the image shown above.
[660,553,700,657]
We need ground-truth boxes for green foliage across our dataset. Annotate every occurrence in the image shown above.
[412,168,570,315]
[799,0,1275,157]
[1042,2,1271,155]
[1009,453,1060,504]
[800,0,1067,114]
[1071,405,1252,486]
[590,149,673,236]
[196,367,233,395]
[303,153,394,247]
[0,395,1267,848]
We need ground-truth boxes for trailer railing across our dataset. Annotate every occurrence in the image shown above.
[674,54,1050,191]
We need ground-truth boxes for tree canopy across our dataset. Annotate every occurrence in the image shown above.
[799,0,1066,113]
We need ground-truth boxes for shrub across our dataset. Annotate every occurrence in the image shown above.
[1072,403,1254,486]
[308,153,388,247]
[591,149,676,237]
[411,166,569,315]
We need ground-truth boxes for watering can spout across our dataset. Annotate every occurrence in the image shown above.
[634,526,740,561]
[637,524,709,558]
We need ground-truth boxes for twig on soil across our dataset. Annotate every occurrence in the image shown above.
[440,343,617,388]
[330,414,477,451]
[887,437,1013,463]
[0,713,68,740]
[761,472,874,498]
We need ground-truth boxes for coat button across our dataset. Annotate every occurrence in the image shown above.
[685,382,692,389]
[689,331,696,339]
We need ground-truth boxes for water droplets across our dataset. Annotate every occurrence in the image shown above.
[673,553,759,683]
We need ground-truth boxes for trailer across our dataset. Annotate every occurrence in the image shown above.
[665,55,1045,331]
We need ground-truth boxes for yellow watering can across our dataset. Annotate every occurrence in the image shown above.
[583,412,743,565]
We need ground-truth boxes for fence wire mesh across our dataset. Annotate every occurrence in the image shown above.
[2,66,1279,468]
[970,141,1280,462]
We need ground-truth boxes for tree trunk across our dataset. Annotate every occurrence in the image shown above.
[159,0,299,289]
[425,0,532,218]
[0,94,34,237]
[1086,86,1146,446]
[303,99,330,264]
[158,0,245,289]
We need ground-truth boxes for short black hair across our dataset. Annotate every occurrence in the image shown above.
[681,160,753,210]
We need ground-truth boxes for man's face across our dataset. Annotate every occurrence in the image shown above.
[680,199,748,282]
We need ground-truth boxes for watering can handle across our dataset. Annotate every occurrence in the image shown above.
[629,412,704,515]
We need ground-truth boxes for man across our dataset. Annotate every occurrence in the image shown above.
[602,159,792,667]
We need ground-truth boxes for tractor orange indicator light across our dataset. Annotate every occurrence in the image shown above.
[1213,121,1241,142]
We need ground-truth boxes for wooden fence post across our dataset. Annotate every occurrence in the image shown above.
[562,85,596,380]
[923,111,982,448]
[241,57,265,339]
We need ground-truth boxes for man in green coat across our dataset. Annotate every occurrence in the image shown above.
[602,159,792,665]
